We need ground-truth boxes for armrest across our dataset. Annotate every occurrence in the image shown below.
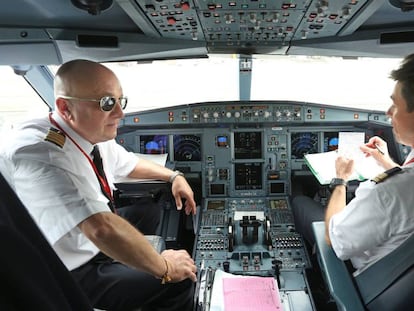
[145,235,166,253]
[312,221,365,311]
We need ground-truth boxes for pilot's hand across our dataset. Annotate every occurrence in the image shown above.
[335,155,354,180]
[161,249,197,283]
[360,136,398,170]
[171,176,197,215]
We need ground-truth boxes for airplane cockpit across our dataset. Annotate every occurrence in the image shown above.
[1,0,414,310]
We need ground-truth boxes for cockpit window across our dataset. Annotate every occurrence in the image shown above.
[103,55,401,113]
[0,66,49,132]
[251,55,401,111]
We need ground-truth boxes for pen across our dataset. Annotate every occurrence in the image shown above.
[375,144,385,155]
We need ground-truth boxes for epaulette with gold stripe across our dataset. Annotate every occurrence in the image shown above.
[371,166,402,184]
[44,127,66,148]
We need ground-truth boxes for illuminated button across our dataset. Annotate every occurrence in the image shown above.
[133,117,140,123]
[167,17,177,25]
[181,2,190,10]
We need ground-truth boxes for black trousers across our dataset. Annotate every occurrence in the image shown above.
[116,196,161,235]
[71,253,194,311]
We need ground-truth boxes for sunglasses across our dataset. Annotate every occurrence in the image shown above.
[59,95,128,112]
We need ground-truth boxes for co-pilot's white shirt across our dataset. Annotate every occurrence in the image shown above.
[329,151,414,275]
[0,112,138,270]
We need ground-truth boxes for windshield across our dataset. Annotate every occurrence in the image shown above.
[0,55,402,131]
[106,55,401,113]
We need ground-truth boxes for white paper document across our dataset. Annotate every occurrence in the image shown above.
[114,153,168,183]
[304,132,384,185]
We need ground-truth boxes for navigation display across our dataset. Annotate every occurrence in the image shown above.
[291,132,319,159]
[173,134,202,161]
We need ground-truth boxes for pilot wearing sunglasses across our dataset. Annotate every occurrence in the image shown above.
[0,59,197,311]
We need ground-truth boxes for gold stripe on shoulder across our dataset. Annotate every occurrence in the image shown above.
[44,127,66,148]
[371,166,402,184]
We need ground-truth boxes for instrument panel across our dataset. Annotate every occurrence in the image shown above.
[118,101,394,200]
[116,100,398,311]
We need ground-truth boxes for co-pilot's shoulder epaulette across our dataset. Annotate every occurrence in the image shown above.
[44,127,66,148]
[371,166,402,184]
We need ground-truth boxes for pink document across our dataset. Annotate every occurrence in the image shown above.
[223,276,282,311]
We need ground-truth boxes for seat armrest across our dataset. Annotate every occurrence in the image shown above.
[312,221,365,311]
[145,235,166,253]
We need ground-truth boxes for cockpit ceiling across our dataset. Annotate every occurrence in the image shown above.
[1,0,414,63]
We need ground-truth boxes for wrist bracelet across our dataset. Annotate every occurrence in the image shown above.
[161,257,172,284]
[169,170,184,183]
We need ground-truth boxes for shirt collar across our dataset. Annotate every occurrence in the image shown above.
[51,111,94,155]
[403,149,414,166]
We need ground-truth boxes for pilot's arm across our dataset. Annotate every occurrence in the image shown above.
[78,211,197,282]
[127,157,197,215]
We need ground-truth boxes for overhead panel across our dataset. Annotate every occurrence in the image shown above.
[129,0,382,53]
[294,0,374,40]
[196,0,309,51]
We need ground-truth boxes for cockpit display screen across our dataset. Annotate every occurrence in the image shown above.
[234,163,262,190]
[234,131,262,159]
[291,132,319,159]
[140,135,168,154]
[173,134,202,161]
[323,132,339,152]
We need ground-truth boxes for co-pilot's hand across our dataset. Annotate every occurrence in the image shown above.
[335,155,354,180]
[360,136,398,170]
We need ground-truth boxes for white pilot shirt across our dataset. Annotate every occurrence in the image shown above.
[0,112,138,270]
[329,150,414,275]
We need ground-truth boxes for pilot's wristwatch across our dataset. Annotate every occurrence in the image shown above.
[329,178,348,191]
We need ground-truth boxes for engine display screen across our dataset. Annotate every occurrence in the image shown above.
[139,135,168,154]
[234,163,262,190]
[234,131,262,159]
[173,134,202,161]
